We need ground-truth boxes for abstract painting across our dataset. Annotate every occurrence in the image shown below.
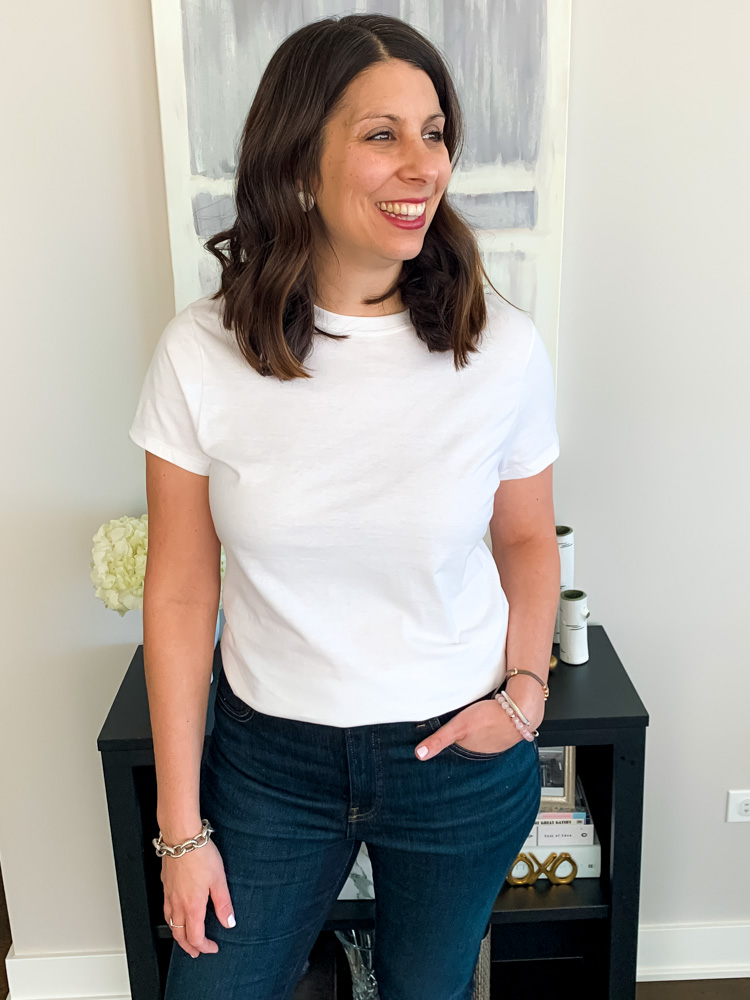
[150,0,570,357]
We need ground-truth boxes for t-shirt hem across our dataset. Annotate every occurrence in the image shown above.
[128,428,210,476]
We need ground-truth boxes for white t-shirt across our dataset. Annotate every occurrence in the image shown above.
[128,289,560,726]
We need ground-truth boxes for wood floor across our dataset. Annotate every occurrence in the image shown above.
[636,985,749,999]
[0,863,745,999]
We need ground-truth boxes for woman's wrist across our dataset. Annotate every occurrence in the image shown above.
[495,691,538,741]
[157,815,204,845]
[504,676,546,730]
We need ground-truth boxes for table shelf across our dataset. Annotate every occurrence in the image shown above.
[98,625,647,999]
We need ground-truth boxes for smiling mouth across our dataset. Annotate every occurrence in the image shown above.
[375,200,427,220]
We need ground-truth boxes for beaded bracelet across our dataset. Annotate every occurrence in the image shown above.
[501,689,530,725]
[495,690,539,742]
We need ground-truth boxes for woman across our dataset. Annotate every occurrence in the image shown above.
[129,13,560,1000]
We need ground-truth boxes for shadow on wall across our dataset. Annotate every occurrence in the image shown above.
[0,862,10,999]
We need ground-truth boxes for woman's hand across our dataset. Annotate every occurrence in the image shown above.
[414,698,521,760]
[414,684,545,761]
[162,838,236,958]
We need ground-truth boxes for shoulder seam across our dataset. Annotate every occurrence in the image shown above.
[500,314,537,471]
[186,301,206,454]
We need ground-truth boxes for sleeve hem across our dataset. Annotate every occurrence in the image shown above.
[128,428,211,476]
[499,440,560,481]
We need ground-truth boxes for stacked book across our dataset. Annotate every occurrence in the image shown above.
[510,774,601,880]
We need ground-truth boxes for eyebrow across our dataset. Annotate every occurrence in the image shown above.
[355,112,446,125]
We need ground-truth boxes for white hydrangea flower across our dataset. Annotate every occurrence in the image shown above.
[90,513,226,616]
[90,515,148,616]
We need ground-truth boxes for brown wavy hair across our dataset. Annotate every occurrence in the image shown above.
[205,13,517,381]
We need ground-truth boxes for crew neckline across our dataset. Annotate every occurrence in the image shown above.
[313,304,412,337]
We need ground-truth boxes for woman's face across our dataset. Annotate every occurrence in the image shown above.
[311,59,452,268]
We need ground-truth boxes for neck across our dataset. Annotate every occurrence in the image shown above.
[312,251,404,317]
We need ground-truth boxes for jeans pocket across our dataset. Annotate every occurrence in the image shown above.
[447,736,528,760]
[426,711,529,760]
[215,669,256,723]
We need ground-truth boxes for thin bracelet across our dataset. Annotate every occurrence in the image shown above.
[505,668,550,701]
[500,690,530,726]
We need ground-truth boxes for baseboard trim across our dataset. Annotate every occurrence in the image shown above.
[637,921,750,981]
[5,922,750,996]
[4,942,130,1000]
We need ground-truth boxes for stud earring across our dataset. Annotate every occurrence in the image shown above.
[297,190,315,211]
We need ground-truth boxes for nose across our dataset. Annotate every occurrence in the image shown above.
[396,136,442,187]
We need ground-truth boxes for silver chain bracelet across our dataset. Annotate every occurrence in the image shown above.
[152,819,215,859]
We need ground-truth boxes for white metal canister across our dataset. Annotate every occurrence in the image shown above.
[559,588,590,665]
[554,526,575,644]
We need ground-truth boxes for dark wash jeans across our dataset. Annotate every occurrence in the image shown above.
[164,664,542,1000]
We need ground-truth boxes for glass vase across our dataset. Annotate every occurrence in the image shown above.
[333,922,490,1000]
[334,928,379,1000]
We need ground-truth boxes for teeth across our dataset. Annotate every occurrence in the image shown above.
[376,201,426,218]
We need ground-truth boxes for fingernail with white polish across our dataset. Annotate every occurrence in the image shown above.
[228,914,236,927]
[417,746,428,758]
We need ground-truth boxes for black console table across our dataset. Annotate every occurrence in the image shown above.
[97,625,648,999]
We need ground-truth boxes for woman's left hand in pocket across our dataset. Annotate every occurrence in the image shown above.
[414,699,526,761]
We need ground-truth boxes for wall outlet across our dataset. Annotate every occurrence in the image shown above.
[726,790,750,823]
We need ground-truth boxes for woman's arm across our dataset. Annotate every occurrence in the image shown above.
[144,453,238,959]
[489,464,560,731]
[145,598,218,843]
[144,451,222,843]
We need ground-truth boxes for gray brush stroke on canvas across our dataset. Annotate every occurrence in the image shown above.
[182,0,546,230]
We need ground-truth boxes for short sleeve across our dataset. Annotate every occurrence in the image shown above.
[128,306,211,476]
[498,319,560,480]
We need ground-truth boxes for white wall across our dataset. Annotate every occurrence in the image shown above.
[0,1,176,995]
[1,1,747,995]
[554,0,750,978]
